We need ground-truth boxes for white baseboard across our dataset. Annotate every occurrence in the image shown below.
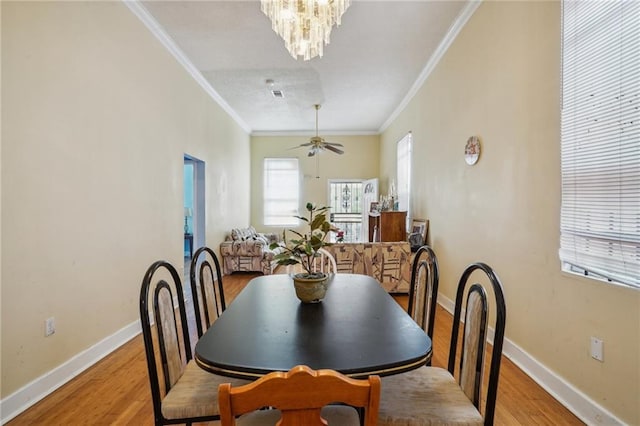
[1,298,626,425]
[0,320,141,424]
[437,295,624,425]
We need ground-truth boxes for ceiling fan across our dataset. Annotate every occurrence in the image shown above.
[293,104,344,157]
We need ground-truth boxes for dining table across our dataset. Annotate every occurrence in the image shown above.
[195,273,431,379]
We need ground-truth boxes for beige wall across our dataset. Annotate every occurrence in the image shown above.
[250,135,379,234]
[1,2,250,397]
[381,2,639,423]
[0,0,4,390]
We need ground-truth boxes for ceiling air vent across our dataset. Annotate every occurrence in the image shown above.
[271,89,284,98]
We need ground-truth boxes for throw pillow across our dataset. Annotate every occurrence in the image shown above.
[254,235,269,245]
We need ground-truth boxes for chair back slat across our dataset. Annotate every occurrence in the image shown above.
[459,285,488,407]
[201,264,218,324]
[154,282,186,390]
[408,246,439,340]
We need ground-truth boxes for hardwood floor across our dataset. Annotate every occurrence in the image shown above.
[8,270,583,425]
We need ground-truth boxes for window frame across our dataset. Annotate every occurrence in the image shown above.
[397,132,413,230]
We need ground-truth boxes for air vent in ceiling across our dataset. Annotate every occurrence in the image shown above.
[266,79,284,98]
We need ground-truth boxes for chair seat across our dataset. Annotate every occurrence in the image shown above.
[236,405,361,425]
[378,367,483,426]
[162,361,251,420]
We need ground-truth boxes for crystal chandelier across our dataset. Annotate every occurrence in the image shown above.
[261,0,350,61]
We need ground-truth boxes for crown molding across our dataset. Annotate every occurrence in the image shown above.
[251,130,380,137]
[379,0,483,133]
[123,0,252,134]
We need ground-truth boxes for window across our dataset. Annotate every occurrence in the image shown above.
[328,180,363,243]
[264,158,299,226]
[397,132,413,228]
[560,1,640,288]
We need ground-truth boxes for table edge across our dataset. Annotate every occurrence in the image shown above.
[195,349,432,380]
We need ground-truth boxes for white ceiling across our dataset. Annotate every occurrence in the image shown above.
[139,1,471,135]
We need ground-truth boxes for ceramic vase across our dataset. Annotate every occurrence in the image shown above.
[292,273,328,303]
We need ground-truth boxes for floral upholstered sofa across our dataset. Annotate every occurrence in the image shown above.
[219,227,282,275]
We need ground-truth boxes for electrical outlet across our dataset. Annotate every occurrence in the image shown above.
[45,317,56,337]
[590,337,603,362]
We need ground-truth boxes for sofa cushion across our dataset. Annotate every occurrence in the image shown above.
[221,240,264,256]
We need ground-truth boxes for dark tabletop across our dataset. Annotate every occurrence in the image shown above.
[194,273,431,379]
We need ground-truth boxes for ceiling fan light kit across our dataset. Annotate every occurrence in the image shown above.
[261,0,351,61]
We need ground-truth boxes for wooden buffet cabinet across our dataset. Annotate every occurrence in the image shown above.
[368,211,407,242]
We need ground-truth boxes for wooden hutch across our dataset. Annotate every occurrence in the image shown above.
[368,211,407,242]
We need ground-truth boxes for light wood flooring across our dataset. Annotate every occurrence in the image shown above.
[8,269,583,425]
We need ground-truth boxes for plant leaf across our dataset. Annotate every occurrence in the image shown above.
[310,213,327,230]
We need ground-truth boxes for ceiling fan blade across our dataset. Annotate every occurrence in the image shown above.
[287,145,305,151]
[323,144,344,155]
[324,141,344,147]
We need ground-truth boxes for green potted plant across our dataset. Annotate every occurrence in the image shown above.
[270,202,334,303]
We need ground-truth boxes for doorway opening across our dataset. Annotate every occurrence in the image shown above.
[184,155,205,260]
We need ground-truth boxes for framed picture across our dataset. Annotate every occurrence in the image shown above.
[408,232,423,249]
[369,202,379,213]
[410,218,429,245]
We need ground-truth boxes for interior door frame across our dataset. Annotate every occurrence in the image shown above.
[184,155,205,254]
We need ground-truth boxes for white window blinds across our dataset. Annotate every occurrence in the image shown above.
[263,158,300,226]
[560,0,640,288]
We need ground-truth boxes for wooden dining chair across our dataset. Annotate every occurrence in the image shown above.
[218,365,381,426]
[286,248,337,276]
[408,245,440,343]
[313,247,337,274]
[189,246,226,338]
[378,262,507,426]
[140,260,248,426]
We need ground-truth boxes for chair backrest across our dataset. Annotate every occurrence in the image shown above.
[447,263,506,426]
[408,245,439,340]
[139,260,192,423]
[189,246,226,338]
[218,365,380,426]
[312,248,337,274]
